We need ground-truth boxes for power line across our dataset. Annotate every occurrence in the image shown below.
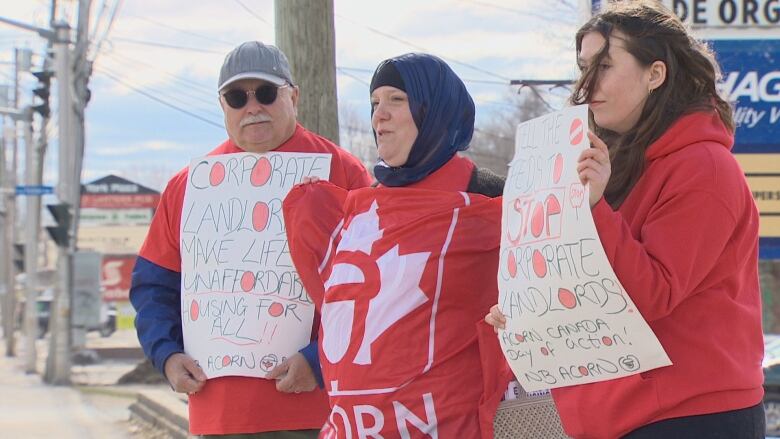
[337,66,509,86]
[90,0,110,40]
[91,0,124,62]
[460,0,576,24]
[109,37,224,54]
[474,127,513,141]
[334,13,510,81]
[96,67,224,129]
[122,13,236,48]
[99,64,222,118]
[104,50,215,93]
[337,68,370,87]
[233,0,271,24]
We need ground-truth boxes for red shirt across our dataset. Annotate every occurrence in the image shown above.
[139,124,372,434]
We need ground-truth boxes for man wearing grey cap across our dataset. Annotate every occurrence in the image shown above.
[130,41,372,437]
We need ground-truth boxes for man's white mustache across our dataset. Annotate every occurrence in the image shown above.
[240,114,271,127]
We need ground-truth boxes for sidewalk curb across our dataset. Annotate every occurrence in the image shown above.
[129,389,189,439]
[76,385,139,399]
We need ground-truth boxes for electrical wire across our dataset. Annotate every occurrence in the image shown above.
[233,0,271,24]
[90,0,109,41]
[95,67,224,129]
[460,0,576,24]
[337,68,370,87]
[98,63,221,118]
[334,13,510,81]
[91,0,123,62]
[102,51,217,106]
[109,37,224,54]
[102,50,215,93]
[337,66,508,86]
[121,13,236,48]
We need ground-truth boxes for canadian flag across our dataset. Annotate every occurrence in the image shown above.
[284,183,501,439]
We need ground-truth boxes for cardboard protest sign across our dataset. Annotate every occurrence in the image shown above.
[180,152,331,378]
[498,105,671,391]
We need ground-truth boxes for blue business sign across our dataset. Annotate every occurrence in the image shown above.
[711,39,780,154]
[15,185,54,196]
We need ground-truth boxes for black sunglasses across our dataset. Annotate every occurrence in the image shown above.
[222,84,289,109]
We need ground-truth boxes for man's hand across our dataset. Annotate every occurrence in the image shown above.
[300,176,321,185]
[267,352,317,394]
[164,353,207,394]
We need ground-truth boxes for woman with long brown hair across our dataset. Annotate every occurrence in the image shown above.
[487,1,765,437]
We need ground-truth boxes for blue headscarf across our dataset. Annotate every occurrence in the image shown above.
[371,53,475,187]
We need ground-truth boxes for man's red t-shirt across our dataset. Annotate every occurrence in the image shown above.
[139,125,372,434]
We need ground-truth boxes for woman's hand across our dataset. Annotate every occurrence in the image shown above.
[577,131,611,208]
[484,304,507,334]
[300,176,321,185]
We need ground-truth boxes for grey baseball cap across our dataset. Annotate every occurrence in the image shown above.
[218,41,294,91]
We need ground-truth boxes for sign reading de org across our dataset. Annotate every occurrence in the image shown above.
[667,0,780,26]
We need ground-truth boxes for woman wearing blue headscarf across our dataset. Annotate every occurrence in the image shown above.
[370,53,503,194]
[283,53,503,438]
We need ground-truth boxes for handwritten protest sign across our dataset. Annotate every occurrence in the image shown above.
[497,105,671,391]
[180,152,331,378]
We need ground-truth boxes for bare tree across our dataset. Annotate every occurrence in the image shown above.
[466,88,550,176]
[338,103,377,174]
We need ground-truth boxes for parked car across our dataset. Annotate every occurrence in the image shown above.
[17,290,117,339]
[764,334,780,436]
[14,290,53,338]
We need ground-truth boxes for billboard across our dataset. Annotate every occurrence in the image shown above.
[712,39,780,255]
[713,39,780,153]
[665,0,780,27]
[101,255,135,302]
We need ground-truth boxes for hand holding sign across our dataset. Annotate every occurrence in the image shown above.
[576,131,611,208]
[485,304,507,333]
[164,352,207,394]
[268,352,317,394]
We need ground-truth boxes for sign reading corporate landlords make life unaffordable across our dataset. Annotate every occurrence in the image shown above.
[180,152,331,379]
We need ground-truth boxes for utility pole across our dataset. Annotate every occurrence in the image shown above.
[69,0,91,351]
[2,48,21,357]
[0,132,6,346]
[275,0,340,144]
[45,21,73,385]
[23,51,54,375]
[21,105,37,372]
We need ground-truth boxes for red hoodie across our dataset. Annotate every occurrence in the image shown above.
[549,111,764,438]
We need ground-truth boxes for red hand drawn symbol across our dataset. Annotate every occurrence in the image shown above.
[252,202,270,231]
[210,162,225,186]
[569,183,585,220]
[251,157,272,186]
[552,153,563,184]
[570,118,584,146]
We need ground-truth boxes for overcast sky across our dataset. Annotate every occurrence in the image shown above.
[0,0,581,190]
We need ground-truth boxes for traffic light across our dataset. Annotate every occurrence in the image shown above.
[31,70,52,118]
[46,202,71,247]
[12,243,24,272]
